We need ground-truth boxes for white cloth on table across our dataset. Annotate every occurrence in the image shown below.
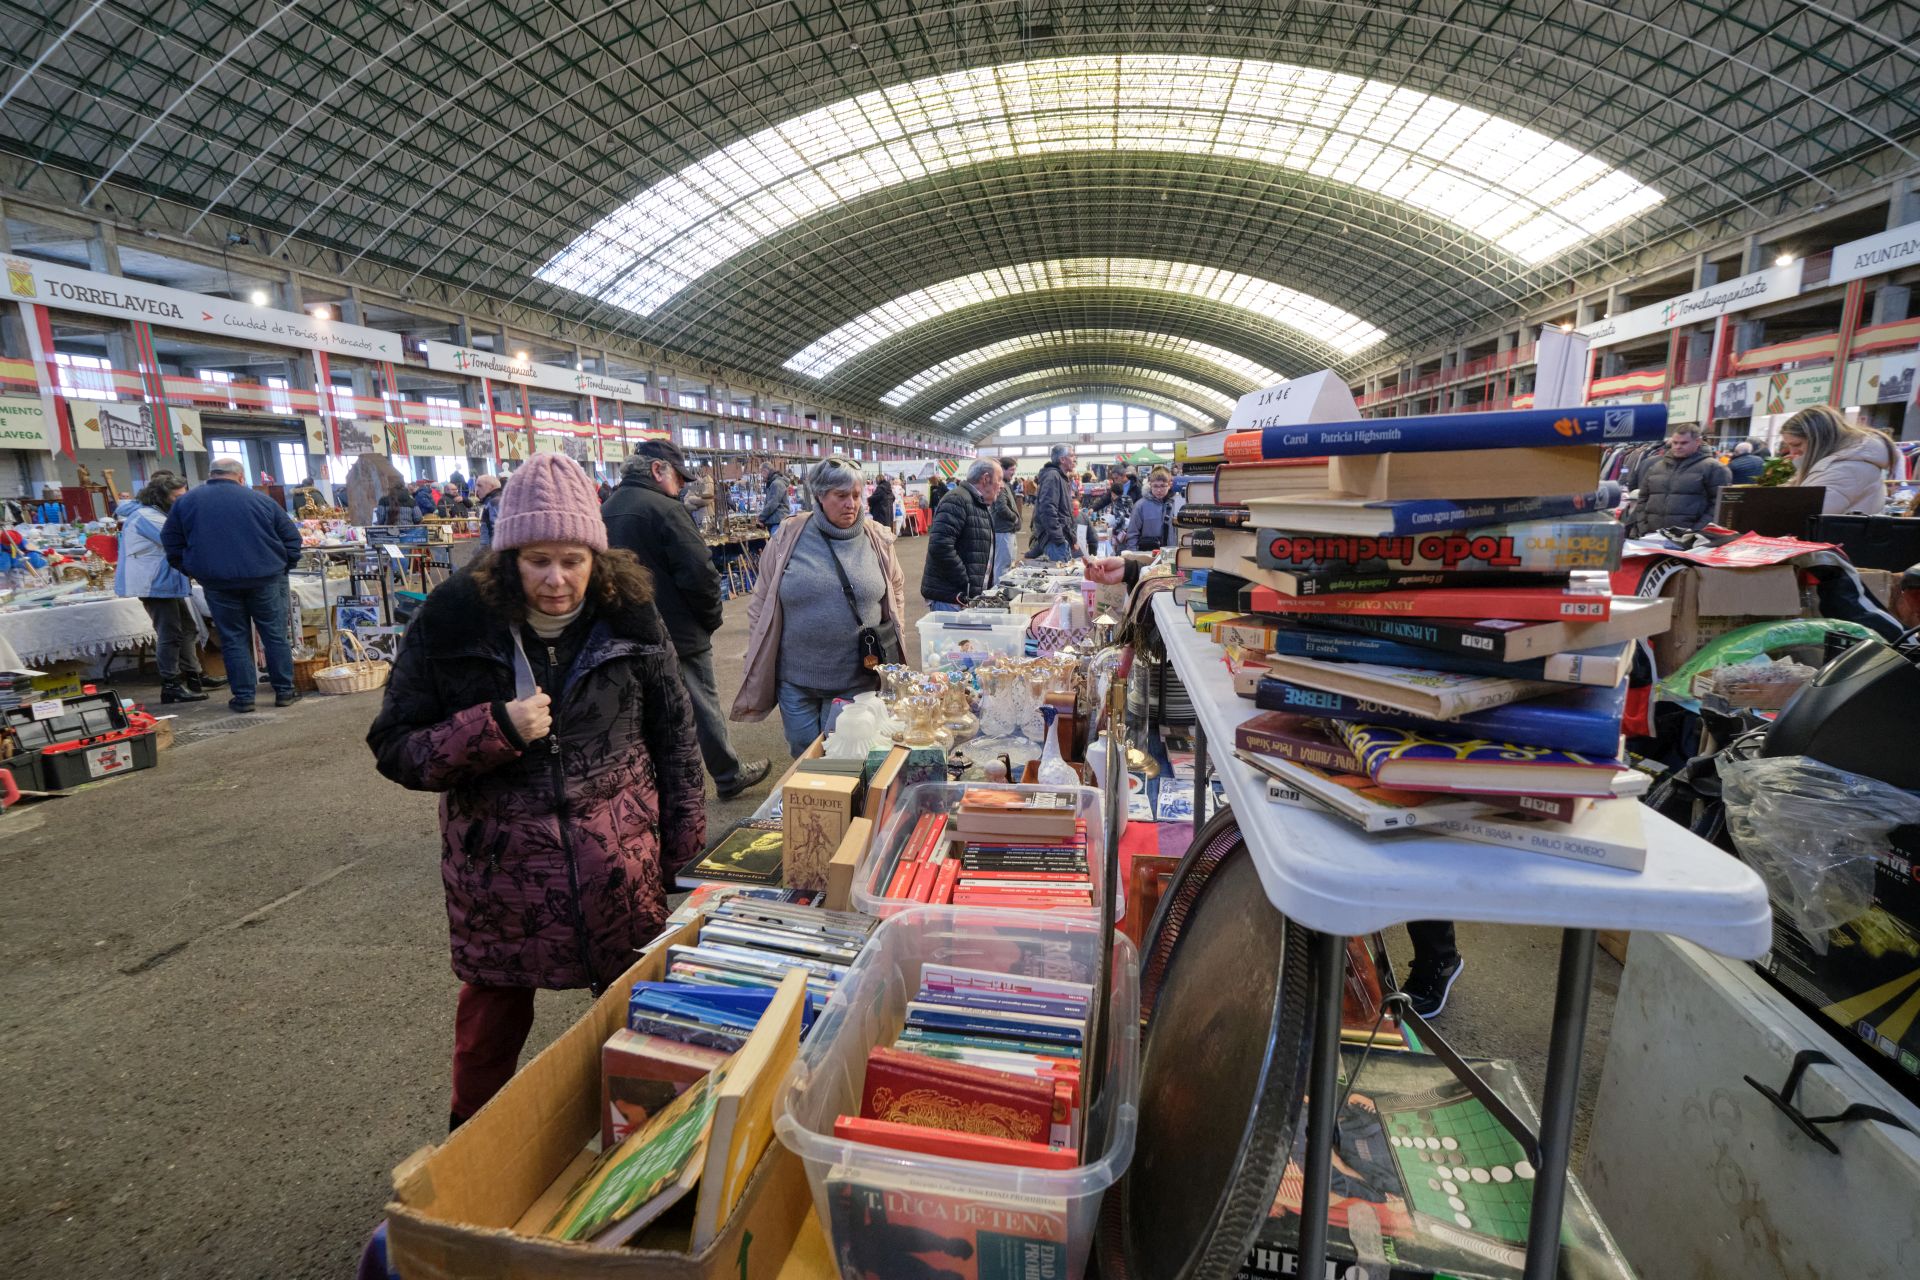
[0,596,157,667]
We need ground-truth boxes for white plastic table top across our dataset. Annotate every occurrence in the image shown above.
[1153,593,1772,958]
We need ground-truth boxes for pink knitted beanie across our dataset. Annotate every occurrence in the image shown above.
[491,453,608,552]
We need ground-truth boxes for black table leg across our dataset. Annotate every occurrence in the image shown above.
[1192,721,1209,828]
[1296,929,1347,1279]
[1522,927,1597,1280]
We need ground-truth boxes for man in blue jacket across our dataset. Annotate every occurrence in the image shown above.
[162,457,306,713]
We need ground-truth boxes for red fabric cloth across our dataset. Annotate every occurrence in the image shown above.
[451,982,536,1121]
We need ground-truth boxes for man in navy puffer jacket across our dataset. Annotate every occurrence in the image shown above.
[162,457,305,713]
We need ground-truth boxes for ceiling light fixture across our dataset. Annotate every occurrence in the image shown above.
[538,55,1663,318]
[310,305,330,320]
[249,290,269,306]
[1775,253,1795,267]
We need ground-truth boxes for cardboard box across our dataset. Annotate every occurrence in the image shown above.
[1650,563,1805,671]
[384,919,811,1280]
[824,817,872,912]
[28,661,87,701]
[1857,567,1899,608]
[781,773,860,891]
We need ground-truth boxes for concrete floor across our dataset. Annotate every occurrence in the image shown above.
[0,531,1619,1279]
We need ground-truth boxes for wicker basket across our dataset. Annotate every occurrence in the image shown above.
[313,631,390,695]
[291,652,328,692]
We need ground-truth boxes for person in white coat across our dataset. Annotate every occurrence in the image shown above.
[115,472,224,704]
[1780,406,1900,515]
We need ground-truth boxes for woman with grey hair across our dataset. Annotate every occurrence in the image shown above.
[732,455,906,755]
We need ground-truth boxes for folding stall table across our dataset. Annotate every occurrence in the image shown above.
[1146,593,1771,1279]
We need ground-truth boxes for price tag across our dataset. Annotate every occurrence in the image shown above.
[30,700,61,720]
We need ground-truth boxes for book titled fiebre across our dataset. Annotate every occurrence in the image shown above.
[1254,675,1629,759]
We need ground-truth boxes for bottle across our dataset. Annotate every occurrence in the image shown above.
[1036,705,1077,786]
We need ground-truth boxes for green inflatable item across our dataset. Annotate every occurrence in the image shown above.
[1659,617,1878,698]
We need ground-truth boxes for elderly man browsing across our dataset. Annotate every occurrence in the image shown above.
[921,458,1003,611]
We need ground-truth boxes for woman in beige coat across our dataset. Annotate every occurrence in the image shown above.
[1780,406,1900,515]
[731,456,906,754]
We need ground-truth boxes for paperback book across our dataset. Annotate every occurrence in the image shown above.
[1309,596,1673,663]
[1433,798,1649,872]
[1253,522,1625,575]
[1257,626,1634,688]
[1240,490,1616,537]
[1256,654,1563,720]
[1235,750,1496,833]
[1337,723,1643,801]
[825,1163,1073,1280]
[1253,677,1629,759]
[1246,578,1614,623]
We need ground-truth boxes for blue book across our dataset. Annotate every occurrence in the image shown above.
[1241,491,1616,537]
[911,988,1090,1020]
[1252,676,1627,758]
[1263,628,1633,688]
[904,1006,1085,1047]
[1232,404,1667,460]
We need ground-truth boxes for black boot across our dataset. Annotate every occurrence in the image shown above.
[161,680,208,704]
[184,672,226,692]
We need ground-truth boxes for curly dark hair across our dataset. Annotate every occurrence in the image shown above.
[469,546,654,624]
[136,471,187,511]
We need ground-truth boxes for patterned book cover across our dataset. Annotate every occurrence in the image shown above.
[826,1161,1072,1279]
[1256,678,1627,759]
[859,1046,1054,1142]
[1234,711,1365,774]
[1339,723,1627,799]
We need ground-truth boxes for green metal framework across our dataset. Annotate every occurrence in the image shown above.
[3,1,1916,432]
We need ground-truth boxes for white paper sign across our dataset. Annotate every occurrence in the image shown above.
[85,741,135,778]
[1225,370,1360,433]
[30,699,61,720]
[2,257,401,360]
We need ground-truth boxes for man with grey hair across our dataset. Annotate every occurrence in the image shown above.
[990,456,1021,578]
[1028,442,1077,562]
[921,457,1002,610]
[162,456,304,712]
[603,439,769,799]
[758,463,789,533]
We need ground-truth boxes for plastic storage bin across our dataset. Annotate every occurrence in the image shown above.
[773,906,1139,1280]
[917,609,1030,671]
[851,781,1109,920]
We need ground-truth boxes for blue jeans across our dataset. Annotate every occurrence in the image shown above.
[1042,541,1074,562]
[203,579,295,702]
[777,679,860,757]
[925,601,962,613]
[994,532,1017,580]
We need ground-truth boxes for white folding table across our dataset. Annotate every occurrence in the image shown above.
[1150,593,1771,1278]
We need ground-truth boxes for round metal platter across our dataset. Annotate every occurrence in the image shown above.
[1102,808,1316,1280]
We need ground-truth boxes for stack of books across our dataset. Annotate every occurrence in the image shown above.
[832,962,1092,1169]
[1182,405,1678,871]
[875,788,1094,909]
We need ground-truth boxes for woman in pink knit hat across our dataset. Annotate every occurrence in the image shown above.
[367,452,707,1127]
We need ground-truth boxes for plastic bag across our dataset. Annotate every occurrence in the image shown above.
[1719,754,1920,950]
[1657,617,1877,699]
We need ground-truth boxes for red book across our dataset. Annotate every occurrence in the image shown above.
[1234,711,1364,774]
[860,1046,1055,1143]
[883,815,931,899]
[832,1115,1080,1169]
[952,892,1095,909]
[907,843,945,902]
[1247,582,1613,622]
[930,857,962,904]
[954,869,1092,882]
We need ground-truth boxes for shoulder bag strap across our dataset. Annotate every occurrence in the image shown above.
[817,524,869,627]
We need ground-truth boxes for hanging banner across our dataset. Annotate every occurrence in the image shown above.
[1757,368,1832,416]
[3,257,400,360]
[303,415,328,456]
[17,302,75,457]
[0,395,60,450]
[496,429,529,462]
[68,398,160,451]
[422,341,648,402]
[332,417,388,456]
[127,321,176,461]
[1666,384,1705,425]
[1828,222,1920,286]
[1844,352,1918,406]
[460,426,491,460]
[1578,261,1804,350]
[399,424,459,456]
[1712,376,1754,420]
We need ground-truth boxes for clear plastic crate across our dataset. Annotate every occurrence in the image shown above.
[852,781,1110,920]
[773,906,1140,1280]
[917,609,1030,671]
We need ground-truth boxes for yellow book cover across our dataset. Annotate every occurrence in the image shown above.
[689,968,809,1250]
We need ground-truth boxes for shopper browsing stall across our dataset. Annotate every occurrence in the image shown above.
[758,463,790,534]
[732,456,906,756]
[366,451,708,1129]
[1624,428,1729,537]
[1028,443,1078,562]
[1119,466,1178,552]
[921,458,1002,611]
[1780,405,1901,514]
[115,471,224,705]
[472,474,502,549]
[375,481,421,526]
[991,456,1021,578]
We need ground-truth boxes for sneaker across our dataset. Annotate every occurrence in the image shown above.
[716,758,772,801]
[275,690,304,708]
[1402,955,1465,1020]
[228,698,255,714]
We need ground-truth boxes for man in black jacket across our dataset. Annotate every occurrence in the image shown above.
[1625,428,1732,538]
[1027,443,1077,561]
[604,441,769,799]
[921,459,1002,609]
[990,456,1021,579]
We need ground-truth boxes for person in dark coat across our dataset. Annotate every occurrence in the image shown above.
[412,480,438,517]
[1027,443,1078,561]
[758,464,790,533]
[1625,427,1732,537]
[1727,438,1768,484]
[161,456,304,713]
[867,474,895,527]
[367,452,707,1128]
[603,440,769,800]
[472,474,501,549]
[920,458,1002,609]
[375,482,421,526]
[990,457,1021,579]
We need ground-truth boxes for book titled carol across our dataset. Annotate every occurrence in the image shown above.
[1222,403,1667,461]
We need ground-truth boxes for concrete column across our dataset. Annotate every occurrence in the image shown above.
[1871,283,1910,327]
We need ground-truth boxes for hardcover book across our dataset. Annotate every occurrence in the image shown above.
[677,823,786,889]
[1213,458,1332,503]
[1433,797,1649,872]
[1328,445,1604,503]
[1259,626,1635,688]
[1254,676,1629,759]
[1240,490,1615,537]
[831,1116,1081,1169]
[1311,596,1673,663]
[1253,521,1624,575]
[1172,503,1254,528]
[1234,711,1365,774]
[825,1162,1073,1279]
[1246,578,1614,623]
[1221,403,1667,461]
[601,1030,728,1148]
[1338,722,1643,800]
[1257,654,1562,721]
[1235,751,1497,833]
[859,1045,1056,1142]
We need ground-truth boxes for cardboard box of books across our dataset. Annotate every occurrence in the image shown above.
[383,917,813,1280]
[1650,562,1805,671]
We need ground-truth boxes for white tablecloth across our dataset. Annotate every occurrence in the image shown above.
[0,596,156,668]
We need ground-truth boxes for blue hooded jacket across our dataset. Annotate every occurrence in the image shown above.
[162,477,303,589]
[115,498,190,598]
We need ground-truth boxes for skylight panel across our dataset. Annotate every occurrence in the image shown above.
[537,56,1663,318]
[932,366,1238,423]
[783,257,1385,380]
[879,330,1284,407]
[959,388,1212,437]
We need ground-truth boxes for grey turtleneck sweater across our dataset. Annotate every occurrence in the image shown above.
[778,511,885,690]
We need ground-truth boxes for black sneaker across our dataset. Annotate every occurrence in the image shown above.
[228,698,255,714]
[1402,955,1465,1020]
[275,690,304,708]
[716,758,772,801]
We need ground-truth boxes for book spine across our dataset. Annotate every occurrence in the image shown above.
[1311,612,1517,658]
[1247,583,1611,622]
[882,816,930,900]
[1433,816,1644,871]
[953,869,1093,882]
[1282,568,1572,596]
[929,856,962,905]
[1233,723,1363,774]
[898,1027,1084,1058]
[1229,405,1666,460]
[1172,504,1252,528]
[1377,490,1613,536]
[1255,523,1624,574]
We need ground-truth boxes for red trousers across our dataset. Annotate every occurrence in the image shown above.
[450,982,536,1123]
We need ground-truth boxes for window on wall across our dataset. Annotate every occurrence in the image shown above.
[54,352,117,401]
[323,455,353,486]
[1126,406,1152,434]
[266,376,294,414]
[195,369,239,409]
[680,427,702,449]
[276,441,310,486]
[425,395,464,428]
[330,380,358,419]
[208,438,254,482]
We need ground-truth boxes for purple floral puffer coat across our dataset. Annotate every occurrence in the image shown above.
[367,569,706,991]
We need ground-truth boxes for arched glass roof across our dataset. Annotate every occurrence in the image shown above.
[785,258,1384,380]
[935,366,1238,424]
[882,330,1285,408]
[961,388,1212,437]
[537,55,1663,318]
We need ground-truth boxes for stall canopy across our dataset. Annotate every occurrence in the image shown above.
[1122,446,1169,465]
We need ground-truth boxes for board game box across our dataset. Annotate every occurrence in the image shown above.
[1240,1049,1633,1280]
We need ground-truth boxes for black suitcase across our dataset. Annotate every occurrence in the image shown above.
[1808,514,1920,571]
